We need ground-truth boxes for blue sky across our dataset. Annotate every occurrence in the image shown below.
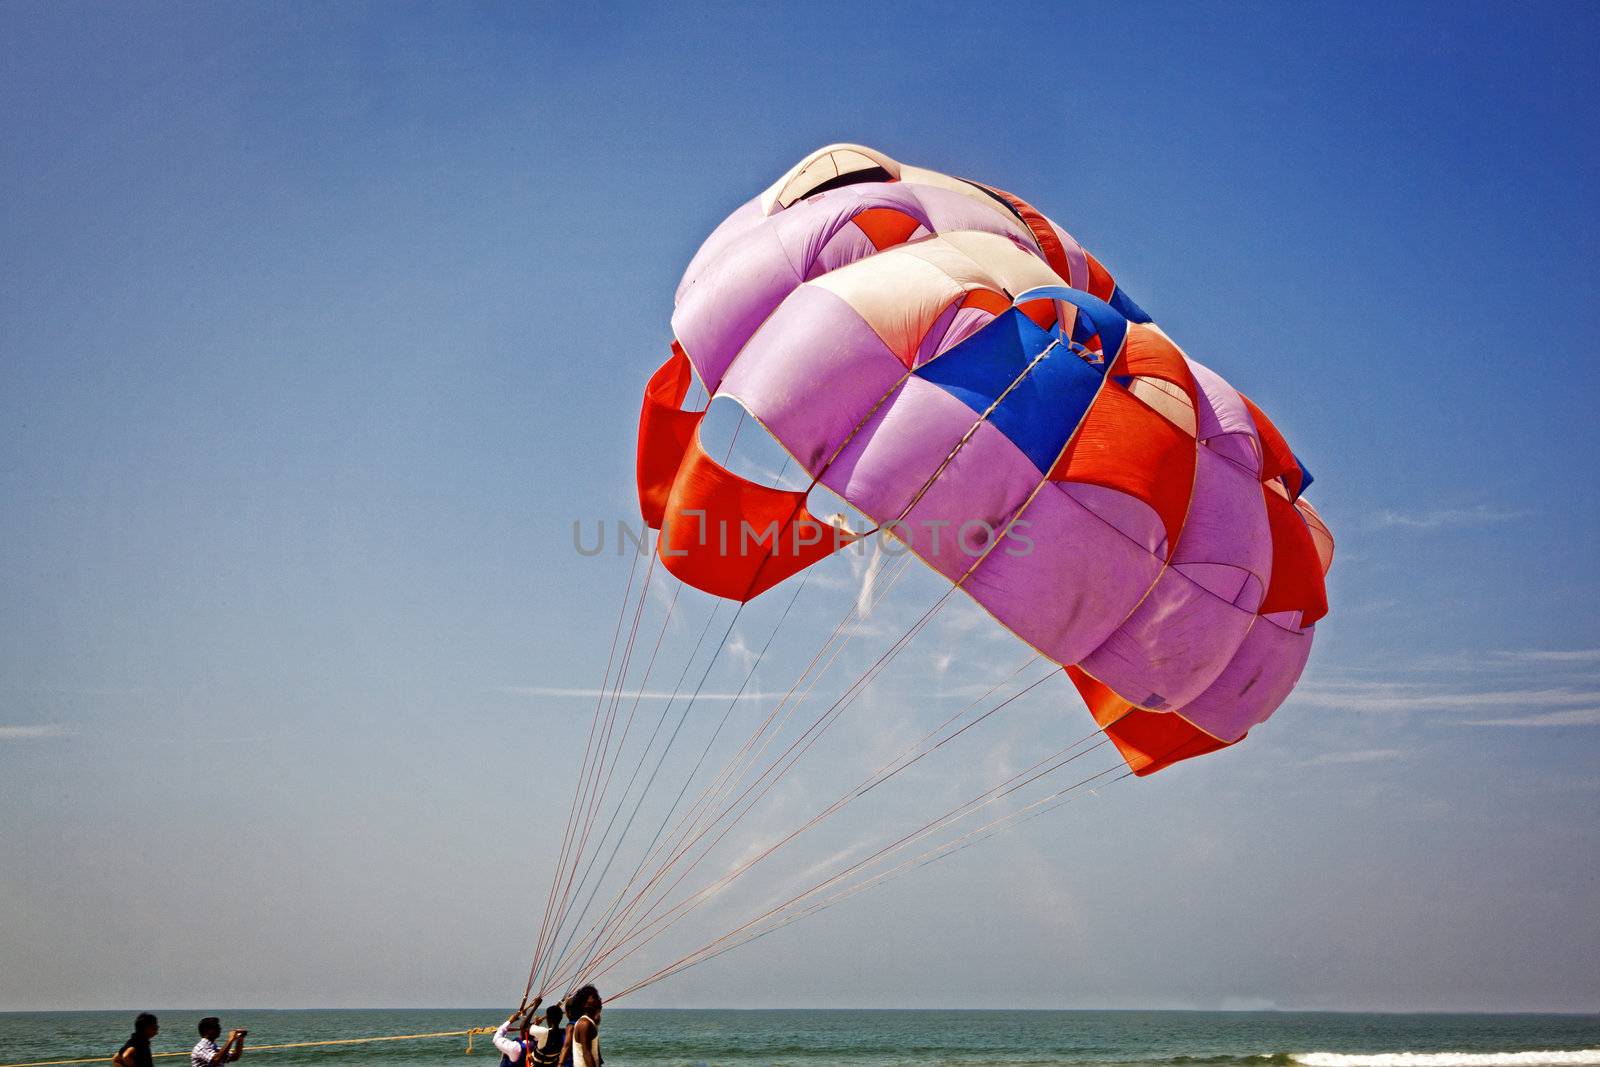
[2,1,1597,1012]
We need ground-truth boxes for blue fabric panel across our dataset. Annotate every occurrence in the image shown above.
[1108,285,1153,324]
[1010,285,1130,363]
[916,309,1105,474]
[1294,455,1314,498]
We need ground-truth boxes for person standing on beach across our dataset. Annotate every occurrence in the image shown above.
[560,986,602,1067]
[113,1014,159,1067]
[191,1018,247,1067]
[529,1002,566,1067]
[493,998,538,1067]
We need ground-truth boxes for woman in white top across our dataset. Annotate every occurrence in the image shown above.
[561,985,602,1067]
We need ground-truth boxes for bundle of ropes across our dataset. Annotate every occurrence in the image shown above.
[513,358,1178,1012]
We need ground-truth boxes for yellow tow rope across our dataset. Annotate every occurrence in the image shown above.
[0,1028,500,1067]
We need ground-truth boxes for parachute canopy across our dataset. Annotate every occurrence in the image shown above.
[636,144,1333,777]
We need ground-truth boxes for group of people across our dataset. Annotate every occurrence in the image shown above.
[101,990,599,1067]
[492,985,604,1067]
[112,1015,245,1067]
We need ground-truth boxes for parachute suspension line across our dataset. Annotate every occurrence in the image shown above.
[542,417,838,999]
[539,598,743,992]
[523,540,649,1007]
[613,704,1220,1000]
[566,550,909,962]
[608,731,1123,999]
[613,756,1132,999]
[551,566,816,989]
[534,388,755,996]
[570,338,1078,991]
[653,551,912,868]
[532,592,723,996]
[565,553,917,987]
[677,638,1039,893]
[554,330,1076,1000]
[545,454,809,990]
[573,574,959,987]
[532,539,663,994]
[529,576,689,990]
[575,339,1071,986]
[632,550,913,890]
[582,653,1053,988]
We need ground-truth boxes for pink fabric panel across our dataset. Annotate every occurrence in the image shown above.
[673,223,802,392]
[817,376,1168,665]
[1062,483,1167,558]
[675,196,764,305]
[1171,445,1272,612]
[1074,434,1272,710]
[964,482,1165,666]
[912,300,963,367]
[818,379,1035,556]
[808,224,878,280]
[920,305,995,365]
[902,184,1037,248]
[770,186,934,275]
[719,285,907,474]
[1178,616,1315,742]
[1043,217,1091,290]
[1077,564,1256,712]
[1187,357,1262,476]
[674,182,1039,392]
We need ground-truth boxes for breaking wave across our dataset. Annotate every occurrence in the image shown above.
[1291,1053,1600,1067]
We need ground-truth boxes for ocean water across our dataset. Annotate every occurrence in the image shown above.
[2,1010,1597,1067]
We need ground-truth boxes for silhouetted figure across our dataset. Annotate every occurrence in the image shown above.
[113,1014,159,1067]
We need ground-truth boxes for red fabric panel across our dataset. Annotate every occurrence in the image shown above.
[1066,666,1232,776]
[658,431,857,602]
[852,207,922,250]
[1113,323,1196,395]
[1297,497,1336,575]
[959,289,1012,315]
[1239,393,1302,495]
[1050,379,1196,557]
[1084,252,1116,300]
[1019,299,1058,331]
[1259,485,1329,624]
[636,345,704,530]
[968,182,1076,285]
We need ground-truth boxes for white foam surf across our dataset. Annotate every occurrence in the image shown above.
[1293,1053,1600,1067]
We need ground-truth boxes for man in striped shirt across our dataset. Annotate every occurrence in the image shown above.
[190,1018,246,1067]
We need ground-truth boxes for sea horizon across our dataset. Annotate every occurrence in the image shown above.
[5,1007,1597,1067]
[5,1008,1600,1016]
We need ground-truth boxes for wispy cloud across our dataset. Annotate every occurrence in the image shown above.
[1489,648,1600,665]
[1462,708,1600,728]
[1292,681,1600,712]
[0,724,73,740]
[1365,503,1526,531]
[1309,748,1404,765]
[855,540,885,619]
[1403,646,1600,674]
[497,686,782,701]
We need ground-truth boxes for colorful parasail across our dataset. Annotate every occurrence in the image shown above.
[635,144,1334,777]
